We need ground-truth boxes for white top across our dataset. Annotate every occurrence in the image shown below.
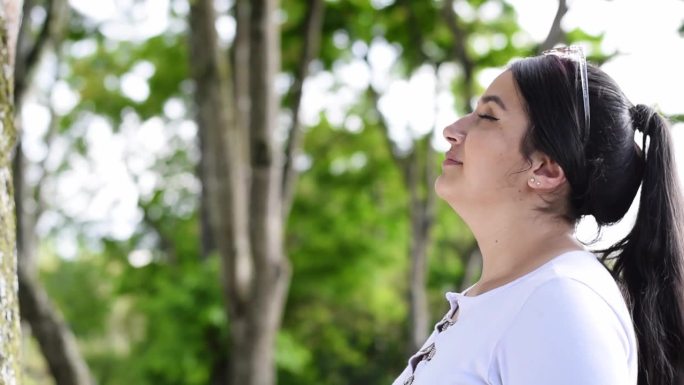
[391,250,638,385]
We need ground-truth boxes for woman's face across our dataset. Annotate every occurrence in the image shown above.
[435,70,532,212]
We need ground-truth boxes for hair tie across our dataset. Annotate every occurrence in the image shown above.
[629,104,652,136]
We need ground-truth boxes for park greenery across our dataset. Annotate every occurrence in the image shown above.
[11,0,624,384]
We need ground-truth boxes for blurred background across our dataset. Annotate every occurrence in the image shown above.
[12,0,684,384]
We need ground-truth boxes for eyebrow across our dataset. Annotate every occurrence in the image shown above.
[480,95,507,111]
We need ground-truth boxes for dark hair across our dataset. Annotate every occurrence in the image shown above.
[510,55,684,385]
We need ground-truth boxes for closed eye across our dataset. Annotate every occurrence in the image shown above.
[477,113,499,121]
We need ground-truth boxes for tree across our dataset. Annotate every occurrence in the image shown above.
[12,0,94,383]
[189,0,324,384]
[0,1,24,384]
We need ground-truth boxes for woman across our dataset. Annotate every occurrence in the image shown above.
[392,47,684,385]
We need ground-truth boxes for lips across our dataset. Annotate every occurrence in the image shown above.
[444,152,463,166]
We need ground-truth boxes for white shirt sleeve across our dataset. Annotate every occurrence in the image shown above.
[488,277,633,385]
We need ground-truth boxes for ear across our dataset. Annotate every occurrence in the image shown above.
[527,151,566,191]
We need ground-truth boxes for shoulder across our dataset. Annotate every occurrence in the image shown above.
[488,275,636,385]
[505,276,627,339]
[509,251,637,359]
[515,250,633,328]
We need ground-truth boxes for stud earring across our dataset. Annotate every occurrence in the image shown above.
[530,177,541,186]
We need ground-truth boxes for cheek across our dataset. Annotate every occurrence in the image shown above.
[466,133,510,168]
[466,135,521,184]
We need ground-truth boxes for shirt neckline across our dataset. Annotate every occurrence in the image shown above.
[445,249,593,306]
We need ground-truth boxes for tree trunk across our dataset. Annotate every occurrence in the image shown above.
[0,1,23,383]
[281,0,324,218]
[407,135,436,353]
[17,268,93,385]
[240,1,291,384]
[11,1,93,383]
[188,0,252,383]
[190,0,292,384]
[232,0,250,155]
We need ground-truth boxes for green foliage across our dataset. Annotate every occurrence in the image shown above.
[96,251,226,385]
[118,256,227,385]
[30,0,613,384]
[282,116,410,385]
[41,237,225,385]
[40,252,113,339]
[63,24,188,128]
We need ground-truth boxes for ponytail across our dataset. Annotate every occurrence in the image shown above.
[598,105,684,385]
[510,56,684,383]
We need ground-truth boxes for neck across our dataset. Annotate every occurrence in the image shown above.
[463,205,585,296]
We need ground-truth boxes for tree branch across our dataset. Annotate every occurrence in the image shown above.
[441,0,474,113]
[14,0,34,101]
[281,0,325,219]
[365,83,411,184]
[17,0,51,97]
[233,0,250,153]
[15,0,70,107]
[18,268,94,385]
[248,0,284,272]
[189,0,252,312]
[539,0,568,52]
[15,91,58,273]
[14,0,69,256]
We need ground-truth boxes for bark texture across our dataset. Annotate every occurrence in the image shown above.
[0,1,23,384]
[243,2,290,385]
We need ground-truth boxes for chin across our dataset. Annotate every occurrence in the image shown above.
[434,174,448,200]
[435,175,470,212]
[434,174,457,203]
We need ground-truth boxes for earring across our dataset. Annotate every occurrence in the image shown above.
[530,177,541,186]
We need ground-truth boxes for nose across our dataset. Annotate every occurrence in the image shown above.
[442,115,469,145]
